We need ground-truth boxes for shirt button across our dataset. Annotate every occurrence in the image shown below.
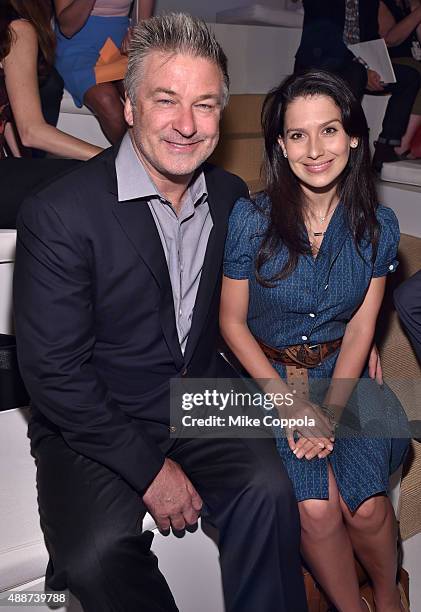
[181,368,188,377]
[169,426,177,433]
[309,313,316,318]
[302,335,308,341]
[389,264,394,271]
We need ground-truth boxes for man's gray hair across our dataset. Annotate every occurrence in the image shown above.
[125,13,229,107]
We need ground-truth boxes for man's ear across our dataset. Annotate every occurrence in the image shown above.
[278,136,288,158]
[124,97,134,127]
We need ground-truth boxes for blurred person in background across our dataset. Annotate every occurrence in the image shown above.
[0,0,102,228]
[379,0,421,156]
[0,0,102,159]
[54,0,155,144]
[294,0,421,171]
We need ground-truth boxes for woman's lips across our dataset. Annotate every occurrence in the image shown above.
[304,159,334,173]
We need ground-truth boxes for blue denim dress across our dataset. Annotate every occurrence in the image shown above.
[223,195,409,511]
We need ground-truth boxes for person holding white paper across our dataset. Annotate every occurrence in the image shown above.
[294,0,421,171]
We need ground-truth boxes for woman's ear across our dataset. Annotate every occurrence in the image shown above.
[278,136,288,158]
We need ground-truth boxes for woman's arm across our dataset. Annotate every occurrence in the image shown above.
[53,0,96,38]
[220,275,334,457]
[378,0,421,47]
[323,276,386,410]
[4,21,102,160]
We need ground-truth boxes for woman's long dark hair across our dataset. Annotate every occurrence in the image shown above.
[257,69,379,285]
[0,0,55,68]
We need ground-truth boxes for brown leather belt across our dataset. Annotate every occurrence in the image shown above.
[256,337,342,368]
[256,337,342,399]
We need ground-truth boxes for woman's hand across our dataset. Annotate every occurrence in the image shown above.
[283,398,335,460]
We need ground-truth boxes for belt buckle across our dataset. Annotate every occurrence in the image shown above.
[305,343,322,366]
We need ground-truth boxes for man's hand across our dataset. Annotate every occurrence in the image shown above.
[142,458,203,533]
[366,69,384,92]
[368,343,383,385]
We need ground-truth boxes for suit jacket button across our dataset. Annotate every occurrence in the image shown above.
[181,367,188,376]
[169,426,177,433]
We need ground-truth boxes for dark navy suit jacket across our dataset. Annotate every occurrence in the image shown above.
[13,145,248,493]
[295,0,380,70]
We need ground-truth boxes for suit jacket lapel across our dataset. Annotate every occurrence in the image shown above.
[107,154,184,369]
[184,170,228,364]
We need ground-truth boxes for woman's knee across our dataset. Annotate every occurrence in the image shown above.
[84,84,122,117]
[344,495,388,530]
[299,498,342,537]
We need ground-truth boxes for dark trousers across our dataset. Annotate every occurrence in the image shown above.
[295,59,421,144]
[395,269,421,362]
[33,433,307,612]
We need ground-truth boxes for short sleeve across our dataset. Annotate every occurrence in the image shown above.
[223,197,261,280]
[373,205,400,278]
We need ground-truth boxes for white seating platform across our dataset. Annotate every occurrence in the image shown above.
[381,159,421,189]
[216,3,303,29]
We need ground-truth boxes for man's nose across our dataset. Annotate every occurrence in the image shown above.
[172,106,197,138]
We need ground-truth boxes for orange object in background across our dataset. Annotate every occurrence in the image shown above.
[94,37,128,84]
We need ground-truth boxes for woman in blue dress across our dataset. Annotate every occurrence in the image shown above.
[54,0,154,143]
[220,70,409,612]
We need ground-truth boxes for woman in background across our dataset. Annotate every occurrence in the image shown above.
[0,0,101,159]
[379,0,421,156]
[54,0,155,144]
[220,70,409,611]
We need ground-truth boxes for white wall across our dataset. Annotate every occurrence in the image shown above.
[154,0,296,22]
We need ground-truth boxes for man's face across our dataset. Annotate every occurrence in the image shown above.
[124,51,225,184]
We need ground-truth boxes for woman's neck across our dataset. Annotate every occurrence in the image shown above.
[302,185,340,221]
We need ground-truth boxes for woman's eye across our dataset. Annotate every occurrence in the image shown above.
[290,132,304,140]
[323,126,338,135]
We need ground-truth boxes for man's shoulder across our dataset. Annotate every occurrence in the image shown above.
[202,162,249,198]
[32,148,115,204]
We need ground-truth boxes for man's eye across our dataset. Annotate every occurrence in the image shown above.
[196,103,213,110]
[157,99,174,105]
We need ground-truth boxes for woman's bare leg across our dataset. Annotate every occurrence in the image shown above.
[299,466,365,612]
[395,113,421,156]
[84,82,126,144]
[341,495,401,612]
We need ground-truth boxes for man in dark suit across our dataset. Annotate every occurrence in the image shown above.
[13,13,307,612]
[294,0,420,171]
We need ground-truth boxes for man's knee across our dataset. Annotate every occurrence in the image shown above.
[55,528,155,595]
[241,454,296,515]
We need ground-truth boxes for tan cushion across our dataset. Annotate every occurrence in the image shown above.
[377,234,421,540]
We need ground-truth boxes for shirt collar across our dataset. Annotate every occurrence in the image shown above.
[115,132,207,206]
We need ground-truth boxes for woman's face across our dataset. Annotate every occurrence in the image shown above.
[278,94,358,193]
